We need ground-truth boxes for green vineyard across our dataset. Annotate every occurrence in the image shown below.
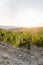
[0,27,43,49]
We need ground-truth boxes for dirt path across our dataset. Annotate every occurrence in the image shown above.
[30,45,43,65]
[0,44,43,65]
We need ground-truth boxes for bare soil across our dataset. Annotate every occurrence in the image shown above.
[0,44,43,65]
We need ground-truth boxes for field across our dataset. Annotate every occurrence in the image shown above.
[0,27,43,49]
[0,27,43,65]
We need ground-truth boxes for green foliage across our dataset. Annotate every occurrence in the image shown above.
[18,33,31,49]
[0,28,43,49]
[31,34,43,47]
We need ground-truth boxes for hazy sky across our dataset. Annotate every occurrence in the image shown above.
[0,0,43,27]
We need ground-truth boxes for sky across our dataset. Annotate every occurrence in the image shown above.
[0,0,43,27]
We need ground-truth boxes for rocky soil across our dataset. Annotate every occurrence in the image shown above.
[0,44,43,65]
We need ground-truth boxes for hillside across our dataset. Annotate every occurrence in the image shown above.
[0,26,43,32]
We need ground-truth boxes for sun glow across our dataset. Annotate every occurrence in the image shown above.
[0,9,43,27]
[0,0,43,27]
[15,9,43,27]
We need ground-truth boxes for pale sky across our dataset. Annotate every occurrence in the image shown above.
[0,0,43,27]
